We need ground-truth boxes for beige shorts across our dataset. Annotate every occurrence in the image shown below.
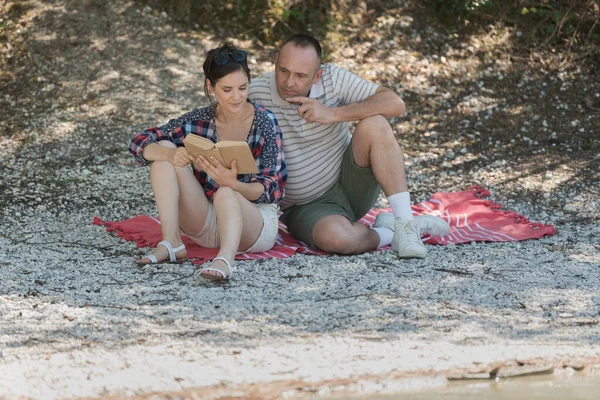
[184,203,279,253]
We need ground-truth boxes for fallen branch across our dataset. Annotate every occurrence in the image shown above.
[81,303,138,311]
[433,267,473,276]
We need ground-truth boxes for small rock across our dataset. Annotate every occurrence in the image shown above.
[563,204,578,212]
[565,364,586,371]
[343,48,355,58]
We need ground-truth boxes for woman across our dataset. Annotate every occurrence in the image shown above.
[128,43,286,280]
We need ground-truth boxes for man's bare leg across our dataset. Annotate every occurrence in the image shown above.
[352,115,448,257]
[351,115,407,196]
[312,215,380,254]
[312,115,402,254]
[312,115,441,256]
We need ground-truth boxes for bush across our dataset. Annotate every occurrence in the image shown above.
[424,0,600,48]
[139,0,599,52]
[424,0,495,14]
[138,0,347,45]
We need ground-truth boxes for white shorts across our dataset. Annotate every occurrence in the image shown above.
[184,203,279,253]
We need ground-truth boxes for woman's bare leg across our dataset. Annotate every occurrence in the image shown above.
[202,187,264,278]
[139,141,210,264]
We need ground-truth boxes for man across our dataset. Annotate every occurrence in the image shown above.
[249,34,449,257]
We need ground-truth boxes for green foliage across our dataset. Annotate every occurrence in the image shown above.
[424,0,599,48]
[139,0,598,51]
[518,2,582,43]
[423,0,494,14]
[140,0,337,45]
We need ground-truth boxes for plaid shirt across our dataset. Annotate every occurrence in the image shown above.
[128,102,286,204]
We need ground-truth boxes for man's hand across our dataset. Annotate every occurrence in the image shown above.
[195,155,239,188]
[168,147,195,167]
[286,96,338,124]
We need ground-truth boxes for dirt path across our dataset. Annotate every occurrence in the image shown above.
[0,1,599,398]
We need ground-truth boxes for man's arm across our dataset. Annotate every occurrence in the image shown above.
[334,86,405,121]
[288,86,405,125]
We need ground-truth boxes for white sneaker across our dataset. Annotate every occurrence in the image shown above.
[374,212,395,230]
[392,218,427,259]
[376,212,450,237]
[415,215,451,237]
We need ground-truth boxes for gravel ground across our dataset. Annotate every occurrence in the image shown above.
[1,0,599,398]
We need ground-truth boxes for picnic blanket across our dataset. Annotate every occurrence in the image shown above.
[93,186,556,262]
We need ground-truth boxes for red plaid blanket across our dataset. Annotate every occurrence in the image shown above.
[93,186,556,262]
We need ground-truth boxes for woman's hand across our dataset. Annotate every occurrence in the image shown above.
[168,147,195,167]
[196,156,239,188]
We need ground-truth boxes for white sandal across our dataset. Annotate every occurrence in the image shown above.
[199,257,233,281]
[137,240,186,266]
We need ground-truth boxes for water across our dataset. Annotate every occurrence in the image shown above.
[343,373,600,400]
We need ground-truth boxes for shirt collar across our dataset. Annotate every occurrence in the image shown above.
[310,78,324,98]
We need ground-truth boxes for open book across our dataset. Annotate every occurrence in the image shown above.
[183,134,258,174]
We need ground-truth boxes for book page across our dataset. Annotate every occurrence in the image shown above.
[215,140,248,147]
[184,134,215,151]
[183,135,226,166]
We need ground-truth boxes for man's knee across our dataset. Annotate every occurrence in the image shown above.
[352,115,397,167]
[355,115,393,138]
[312,220,356,254]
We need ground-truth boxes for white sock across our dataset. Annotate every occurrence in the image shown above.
[388,192,414,220]
[371,227,394,248]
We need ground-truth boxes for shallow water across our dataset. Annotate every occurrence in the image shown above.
[347,373,600,400]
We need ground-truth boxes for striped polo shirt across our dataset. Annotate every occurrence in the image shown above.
[249,63,378,210]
